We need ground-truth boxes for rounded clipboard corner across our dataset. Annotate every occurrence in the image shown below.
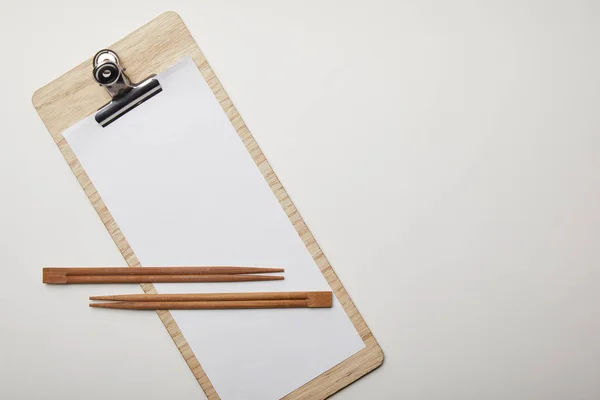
[160,10,184,24]
[372,345,385,369]
[31,87,44,110]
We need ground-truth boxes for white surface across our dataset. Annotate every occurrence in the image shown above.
[64,56,364,400]
[1,1,600,399]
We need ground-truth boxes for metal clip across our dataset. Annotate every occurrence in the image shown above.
[93,49,162,127]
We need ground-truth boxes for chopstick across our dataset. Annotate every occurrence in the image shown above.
[89,291,333,309]
[42,266,284,284]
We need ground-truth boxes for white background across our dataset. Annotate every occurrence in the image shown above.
[1,1,599,399]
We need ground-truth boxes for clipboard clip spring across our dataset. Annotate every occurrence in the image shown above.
[93,49,162,128]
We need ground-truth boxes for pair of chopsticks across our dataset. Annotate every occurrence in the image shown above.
[89,291,332,310]
[43,266,334,310]
[42,266,284,284]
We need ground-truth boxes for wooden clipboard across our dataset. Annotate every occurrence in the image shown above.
[32,11,383,399]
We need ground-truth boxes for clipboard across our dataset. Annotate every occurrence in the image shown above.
[32,11,383,399]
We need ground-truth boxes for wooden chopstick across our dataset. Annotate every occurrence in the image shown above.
[90,292,325,302]
[90,300,318,309]
[55,274,283,284]
[42,266,284,284]
[44,266,283,276]
[89,291,332,309]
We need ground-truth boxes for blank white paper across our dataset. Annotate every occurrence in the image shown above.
[64,57,365,400]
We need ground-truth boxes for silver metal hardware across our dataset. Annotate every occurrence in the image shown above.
[93,49,162,127]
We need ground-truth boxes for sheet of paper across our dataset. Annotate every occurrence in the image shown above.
[64,57,365,400]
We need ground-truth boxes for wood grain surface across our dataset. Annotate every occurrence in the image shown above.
[32,11,383,399]
[88,291,333,310]
[42,266,285,284]
[89,291,332,303]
